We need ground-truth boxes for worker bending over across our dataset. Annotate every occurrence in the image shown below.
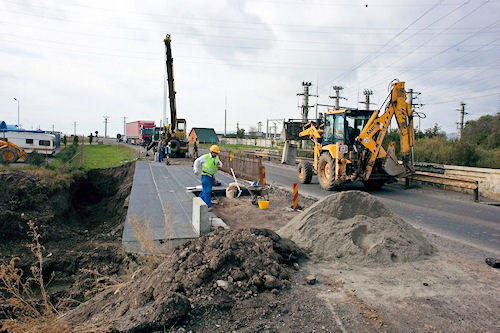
[193,145,223,210]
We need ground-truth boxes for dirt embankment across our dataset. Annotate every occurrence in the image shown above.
[0,163,135,311]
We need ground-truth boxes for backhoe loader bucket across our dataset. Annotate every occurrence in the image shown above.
[383,145,406,176]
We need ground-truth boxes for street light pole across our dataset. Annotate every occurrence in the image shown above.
[13,98,19,128]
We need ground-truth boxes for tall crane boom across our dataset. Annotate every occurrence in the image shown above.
[151,34,188,157]
[164,34,177,131]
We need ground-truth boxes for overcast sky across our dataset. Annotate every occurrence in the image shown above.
[1,0,499,136]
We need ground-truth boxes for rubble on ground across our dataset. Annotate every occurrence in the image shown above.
[63,228,305,332]
[278,190,434,266]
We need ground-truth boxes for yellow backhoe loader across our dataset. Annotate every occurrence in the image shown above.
[0,140,28,163]
[297,80,414,190]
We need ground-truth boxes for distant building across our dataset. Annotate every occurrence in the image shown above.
[188,128,219,144]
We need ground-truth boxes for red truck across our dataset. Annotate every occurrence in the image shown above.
[125,121,155,146]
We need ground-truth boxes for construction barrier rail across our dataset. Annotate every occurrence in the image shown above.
[244,150,315,164]
[219,151,262,182]
[407,171,479,201]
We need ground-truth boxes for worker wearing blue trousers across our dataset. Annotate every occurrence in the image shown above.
[193,145,222,210]
[158,140,165,162]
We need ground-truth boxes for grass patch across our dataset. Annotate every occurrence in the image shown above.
[67,144,137,170]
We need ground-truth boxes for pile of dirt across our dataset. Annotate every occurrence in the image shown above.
[63,228,305,332]
[278,190,434,266]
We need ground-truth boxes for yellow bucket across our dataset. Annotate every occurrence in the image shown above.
[258,200,269,210]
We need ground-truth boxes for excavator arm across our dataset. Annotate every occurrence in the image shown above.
[299,121,323,142]
[357,81,414,180]
[164,34,177,132]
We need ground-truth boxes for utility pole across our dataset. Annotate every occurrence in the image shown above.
[297,82,317,121]
[13,98,19,128]
[122,116,127,136]
[330,86,346,109]
[361,89,373,111]
[103,116,110,138]
[457,102,468,140]
[73,121,78,136]
[407,89,424,132]
[257,121,262,134]
[265,119,285,141]
[224,93,227,137]
[297,81,318,149]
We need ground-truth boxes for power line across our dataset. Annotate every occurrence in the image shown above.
[360,0,490,88]
[3,36,499,73]
[320,0,444,91]
[4,0,494,33]
[426,92,500,105]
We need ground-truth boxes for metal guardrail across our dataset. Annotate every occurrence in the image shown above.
[219,151,262,182]
[407,171,479,201]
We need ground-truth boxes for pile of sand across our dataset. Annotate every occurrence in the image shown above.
[63,228,304,332]
[278,191,434,266]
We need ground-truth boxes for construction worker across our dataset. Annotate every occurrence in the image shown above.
[193,145,222,210]
[165,141,172,165]
[193,140,199,160]
[158,140,165,162]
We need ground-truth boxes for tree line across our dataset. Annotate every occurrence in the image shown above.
[384,112,500,168]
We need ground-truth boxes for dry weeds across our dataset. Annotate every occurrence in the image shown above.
[0,221,71,333]
[26,167,78,192]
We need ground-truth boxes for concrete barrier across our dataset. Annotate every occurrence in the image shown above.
[415,162,500,201]
[192,197,211,236]
[444,165,500,201]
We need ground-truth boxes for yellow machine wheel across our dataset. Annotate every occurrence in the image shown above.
[318,153,337,190]
[297,161,313,184]
[0,147,19,163]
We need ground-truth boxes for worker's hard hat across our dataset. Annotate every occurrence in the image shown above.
[210,145,220,153]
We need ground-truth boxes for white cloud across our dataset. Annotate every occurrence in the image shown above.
[0,0,498,136]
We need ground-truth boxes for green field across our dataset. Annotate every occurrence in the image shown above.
[79,144,137,170]
[54,144,137,170]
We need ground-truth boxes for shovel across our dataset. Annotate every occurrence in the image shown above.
[230,168,242,198]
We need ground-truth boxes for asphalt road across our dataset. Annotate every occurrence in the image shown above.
[263,163,500,257]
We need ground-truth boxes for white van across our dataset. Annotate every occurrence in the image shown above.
[0,130,57,155]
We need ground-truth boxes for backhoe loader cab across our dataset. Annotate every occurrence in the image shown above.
[297,80,415,191]
[321,110,372,146]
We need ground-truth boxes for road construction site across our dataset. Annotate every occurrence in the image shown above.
[1,153,499,332]
[1,34,499,332]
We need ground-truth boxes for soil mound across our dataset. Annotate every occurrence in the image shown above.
[64,228,304,332]
[278,190,434,266]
